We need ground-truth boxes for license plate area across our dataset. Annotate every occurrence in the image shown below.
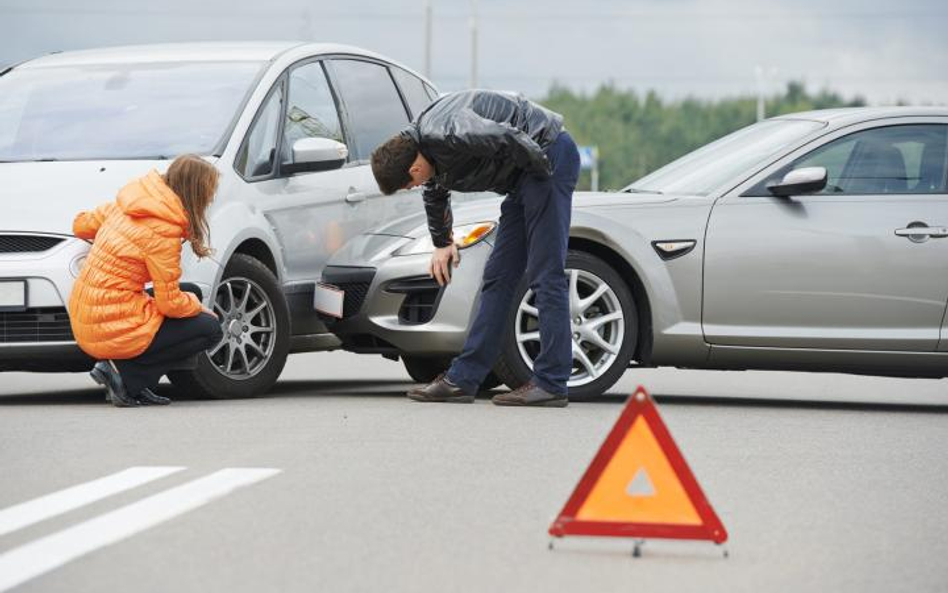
[0,280,27,312]
[314,282,344,318]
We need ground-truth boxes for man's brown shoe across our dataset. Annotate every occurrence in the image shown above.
[407,374,475,403]
[492,382,568,407]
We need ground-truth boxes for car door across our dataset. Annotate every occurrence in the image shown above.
[703,120,948,351]
[324,59,425,232]
[235,61,364,284]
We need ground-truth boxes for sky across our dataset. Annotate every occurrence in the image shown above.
[2,0,946,105]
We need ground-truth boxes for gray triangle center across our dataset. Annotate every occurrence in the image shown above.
[626,468,656,497]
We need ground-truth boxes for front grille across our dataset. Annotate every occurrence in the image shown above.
[385,277,443,324]
[0,235,65,253]
[0,307,74,343]
[320,266,377,319]
[336,281,371,317]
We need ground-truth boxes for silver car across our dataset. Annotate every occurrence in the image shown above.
[321,106,948,399]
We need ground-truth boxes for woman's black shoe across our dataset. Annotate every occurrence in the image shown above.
[135,389,170,406]
[90,361,138,407]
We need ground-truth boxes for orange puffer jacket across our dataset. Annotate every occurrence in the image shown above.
[68,170,203,360]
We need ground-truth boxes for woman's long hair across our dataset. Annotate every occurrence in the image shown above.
[163,154,219,258]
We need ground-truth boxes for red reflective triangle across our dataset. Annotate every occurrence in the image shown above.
[549,386,727,543]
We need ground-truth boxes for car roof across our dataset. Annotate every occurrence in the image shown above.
[14,41,435,91]
[16,41,422,72]
[773,106,948,126]
[18,42,302,67]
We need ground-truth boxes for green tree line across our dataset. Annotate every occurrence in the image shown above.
[537,81,866,191]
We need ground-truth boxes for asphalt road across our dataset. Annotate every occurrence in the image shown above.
[1,352,947,593]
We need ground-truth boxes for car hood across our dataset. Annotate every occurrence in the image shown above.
[367,190,677,239]
[0,160,208,234]
[365,193,504,239]
[573,190,677,208]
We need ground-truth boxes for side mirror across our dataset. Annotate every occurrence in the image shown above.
[283,138,348,175]
[767,166,827,197]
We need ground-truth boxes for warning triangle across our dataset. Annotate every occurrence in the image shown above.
[549,386,727,543]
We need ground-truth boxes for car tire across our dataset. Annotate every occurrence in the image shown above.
[402,355,502,390]
[479,373,502,391]
[168,254,290,399]
[402,355,451,383]
[493,250,638,401]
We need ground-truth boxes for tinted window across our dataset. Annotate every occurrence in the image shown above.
[0,62,262,161]
[235,83,283,179]
[280,62,344,167]
[756,124,948,195]
[391,68,433,120]
[329,60,409,161]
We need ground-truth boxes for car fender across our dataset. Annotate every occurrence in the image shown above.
[181,196,286,299]
[570,199,712,366]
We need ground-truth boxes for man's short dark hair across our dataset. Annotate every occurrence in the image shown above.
[371,134,418,195]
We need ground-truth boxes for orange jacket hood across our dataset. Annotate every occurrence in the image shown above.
[116,170,189,237]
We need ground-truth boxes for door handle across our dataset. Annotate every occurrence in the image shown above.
[345,187,366,204]
[895,224,948,241]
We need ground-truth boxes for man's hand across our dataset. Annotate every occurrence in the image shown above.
[202,306,219,320]
[429,244,460,286]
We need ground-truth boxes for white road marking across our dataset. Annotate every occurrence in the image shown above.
[0,468,281,592]
[0,466,185,537]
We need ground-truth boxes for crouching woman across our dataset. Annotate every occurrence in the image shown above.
[68,155,224,407]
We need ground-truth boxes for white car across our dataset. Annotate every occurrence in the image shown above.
[0,42,440,397]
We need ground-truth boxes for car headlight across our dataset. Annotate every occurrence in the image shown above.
[395,222,496,256]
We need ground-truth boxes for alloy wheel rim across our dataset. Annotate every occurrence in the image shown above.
[207,277,276,380]
[515,268,625,388]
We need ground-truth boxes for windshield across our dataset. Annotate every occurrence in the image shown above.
[0,61,264,162]
[625,119,826,196]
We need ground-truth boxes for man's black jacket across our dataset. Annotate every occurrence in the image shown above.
[401,90,564,248]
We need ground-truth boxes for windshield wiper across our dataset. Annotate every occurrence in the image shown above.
[624,187,663,195]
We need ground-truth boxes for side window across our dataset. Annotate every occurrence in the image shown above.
[759,124,948,196]
[235,83,283,179]
[329,59,410,161]
[281,62,344,167]
[795,136,857,192]
[391,68,433,120]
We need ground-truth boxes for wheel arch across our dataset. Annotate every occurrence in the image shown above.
[206,196,286,289]
[232,238,278,277]
[211,230,284,289]
[568,235,654,365]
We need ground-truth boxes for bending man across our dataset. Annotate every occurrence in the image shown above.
[371,90,580,407]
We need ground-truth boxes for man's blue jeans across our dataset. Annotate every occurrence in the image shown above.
[446,131,580,396]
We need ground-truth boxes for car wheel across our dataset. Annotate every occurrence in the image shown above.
[493,250,638,401]
[402,355,503,390]
[168,253,290,399]
[402,355,451,383]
